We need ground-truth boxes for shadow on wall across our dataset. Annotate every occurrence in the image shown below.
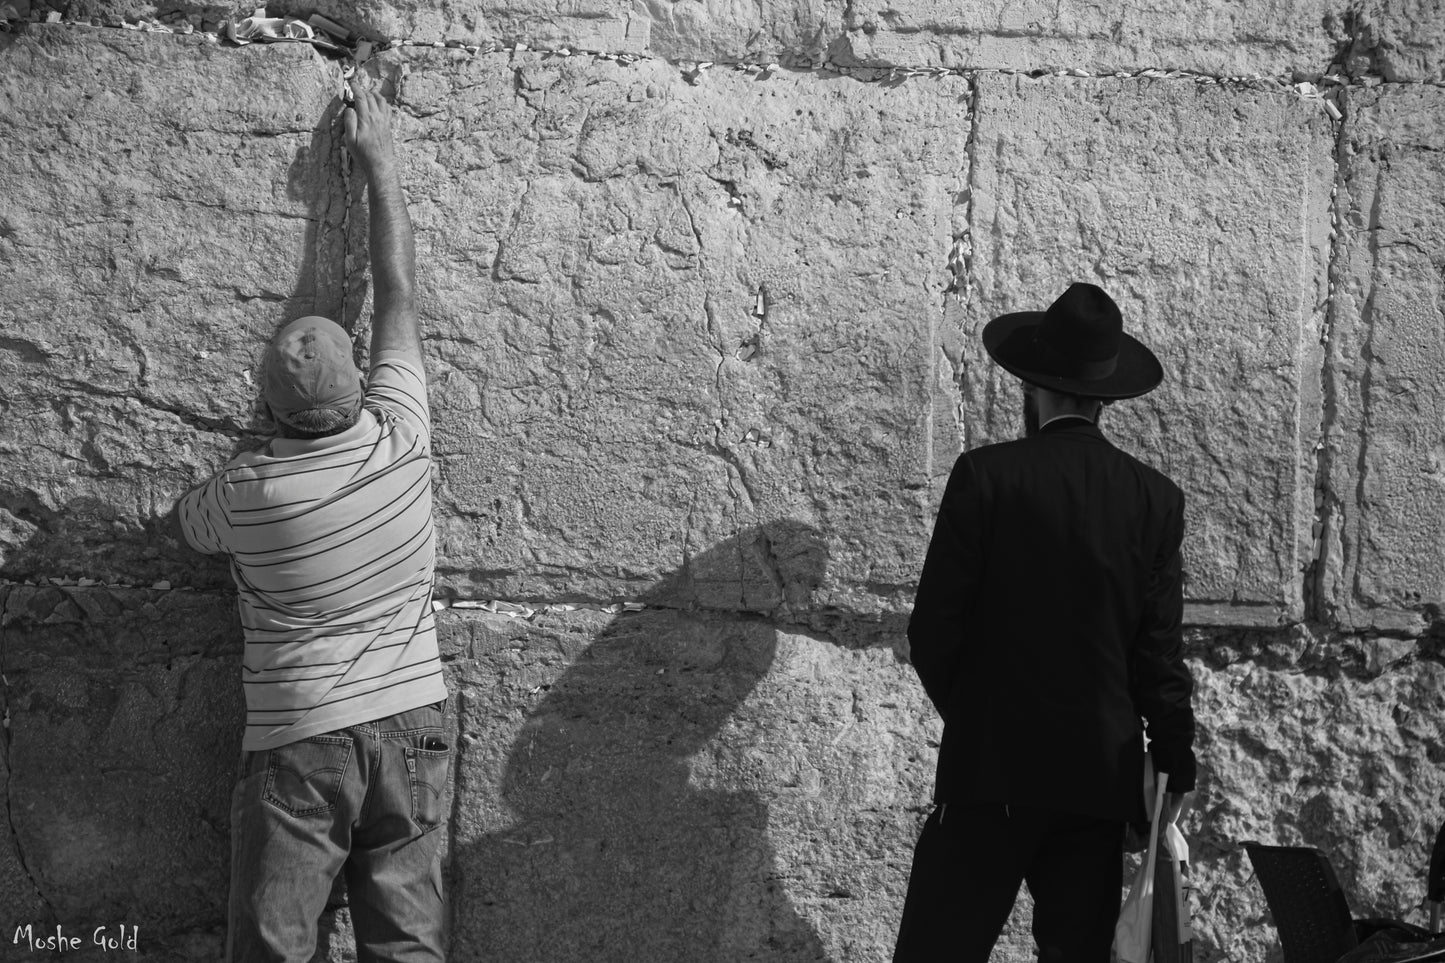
[448,521,834,962]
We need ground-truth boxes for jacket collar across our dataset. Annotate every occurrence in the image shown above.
[1038,416,1109,443]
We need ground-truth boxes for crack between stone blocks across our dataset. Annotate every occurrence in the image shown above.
[44,377,262,442]
[941,75,982,456]
[1344,157,1391,622]
[1307,75,1354,626]
[14,14,1445,96]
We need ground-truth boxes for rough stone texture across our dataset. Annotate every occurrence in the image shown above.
[0,26,970,623]
[0,585,240,953]
[840,0,1356,76]
[0,27,355,590]
[1188,628,1445,960]
[957,73,1335,627]
[442,534,934,961]
[26,0,1445,78]
[1350,0,1445,82]
[386,51,967,619]
[1322,84,1445,633]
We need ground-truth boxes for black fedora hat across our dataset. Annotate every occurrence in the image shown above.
[981,282,1163,399]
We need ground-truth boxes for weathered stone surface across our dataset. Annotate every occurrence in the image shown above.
[0,27,353,589]
[1350,0,1445,82]
[1187,628,1445,959]
[42,0,1441,80]
[1322,84,1445,633]
[839,0,1355,76]
[0,27,967,617]
[0,586,242,939]
[441,534,934,962]
[956,74,1335,625]
[388,51,967,613]
[37,0,840,63]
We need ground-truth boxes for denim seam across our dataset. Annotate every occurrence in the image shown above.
[380,725,445,741]
[403,744,451,831]
[356,728,380,826]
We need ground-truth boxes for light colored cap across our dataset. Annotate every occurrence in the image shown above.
[262,316,363,427]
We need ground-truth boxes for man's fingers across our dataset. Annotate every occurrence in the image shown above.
[343,104,358,146]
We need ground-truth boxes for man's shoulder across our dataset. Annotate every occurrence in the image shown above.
[961,433,1183,502]
[211,445,272,478]
[1109,445,1184,502]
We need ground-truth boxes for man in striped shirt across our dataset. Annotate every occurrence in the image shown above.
[179,86,450,962]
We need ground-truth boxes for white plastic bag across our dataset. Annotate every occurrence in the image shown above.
[1116,769,1169,963]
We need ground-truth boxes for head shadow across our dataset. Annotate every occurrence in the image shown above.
[447,520,835,961]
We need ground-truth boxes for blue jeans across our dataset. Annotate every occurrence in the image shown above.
[226,703,451,963]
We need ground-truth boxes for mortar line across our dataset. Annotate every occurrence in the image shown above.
[7,14,1444,93]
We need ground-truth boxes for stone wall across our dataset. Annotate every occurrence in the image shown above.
[0,1,1442,960]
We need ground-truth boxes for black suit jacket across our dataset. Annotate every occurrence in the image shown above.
[908,418,1196,823]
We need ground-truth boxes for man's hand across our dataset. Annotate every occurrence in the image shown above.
[1164,790,1193,826]
[343,86,397,178]
[341,81,422,369]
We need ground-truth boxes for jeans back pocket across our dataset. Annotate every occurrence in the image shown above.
[405,738,451,831]
[263,735,353,817]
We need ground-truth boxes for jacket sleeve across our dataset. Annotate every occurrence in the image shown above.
[1131,487,1197,792]
[907,453,985,721]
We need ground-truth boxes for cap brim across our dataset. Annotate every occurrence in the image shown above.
[981,312,1163,400]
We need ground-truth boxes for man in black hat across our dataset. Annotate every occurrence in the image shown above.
[893,282,1197,962]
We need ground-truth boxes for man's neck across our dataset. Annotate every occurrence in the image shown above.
[1034,389,1102,427]
[1039,411,1097,430]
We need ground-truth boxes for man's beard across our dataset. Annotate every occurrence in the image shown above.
[1023,387,1040,438]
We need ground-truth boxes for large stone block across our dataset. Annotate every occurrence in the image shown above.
[439,542,935,962]
[1321,84,1445,633]
[954,74,1335,627]
[839,0,1355,77]
[388,51,967,613]
[0,585,242,944]
[0,27,353,589]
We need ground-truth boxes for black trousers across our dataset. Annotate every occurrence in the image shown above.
[892,803,1125,963]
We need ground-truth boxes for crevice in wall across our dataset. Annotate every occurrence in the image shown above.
[1346,156,1391,624]
[1187,622,1445,680]
[947,75,981,455]
[1308,71,1356,627]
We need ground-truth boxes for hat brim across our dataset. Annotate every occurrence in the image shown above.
[981,311,1164,400]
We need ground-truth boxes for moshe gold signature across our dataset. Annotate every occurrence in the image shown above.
[12,924,140,953]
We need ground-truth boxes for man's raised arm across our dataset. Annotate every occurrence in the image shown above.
[344,86,423,372]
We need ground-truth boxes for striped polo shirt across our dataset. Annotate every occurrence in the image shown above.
[178,356,447,751]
